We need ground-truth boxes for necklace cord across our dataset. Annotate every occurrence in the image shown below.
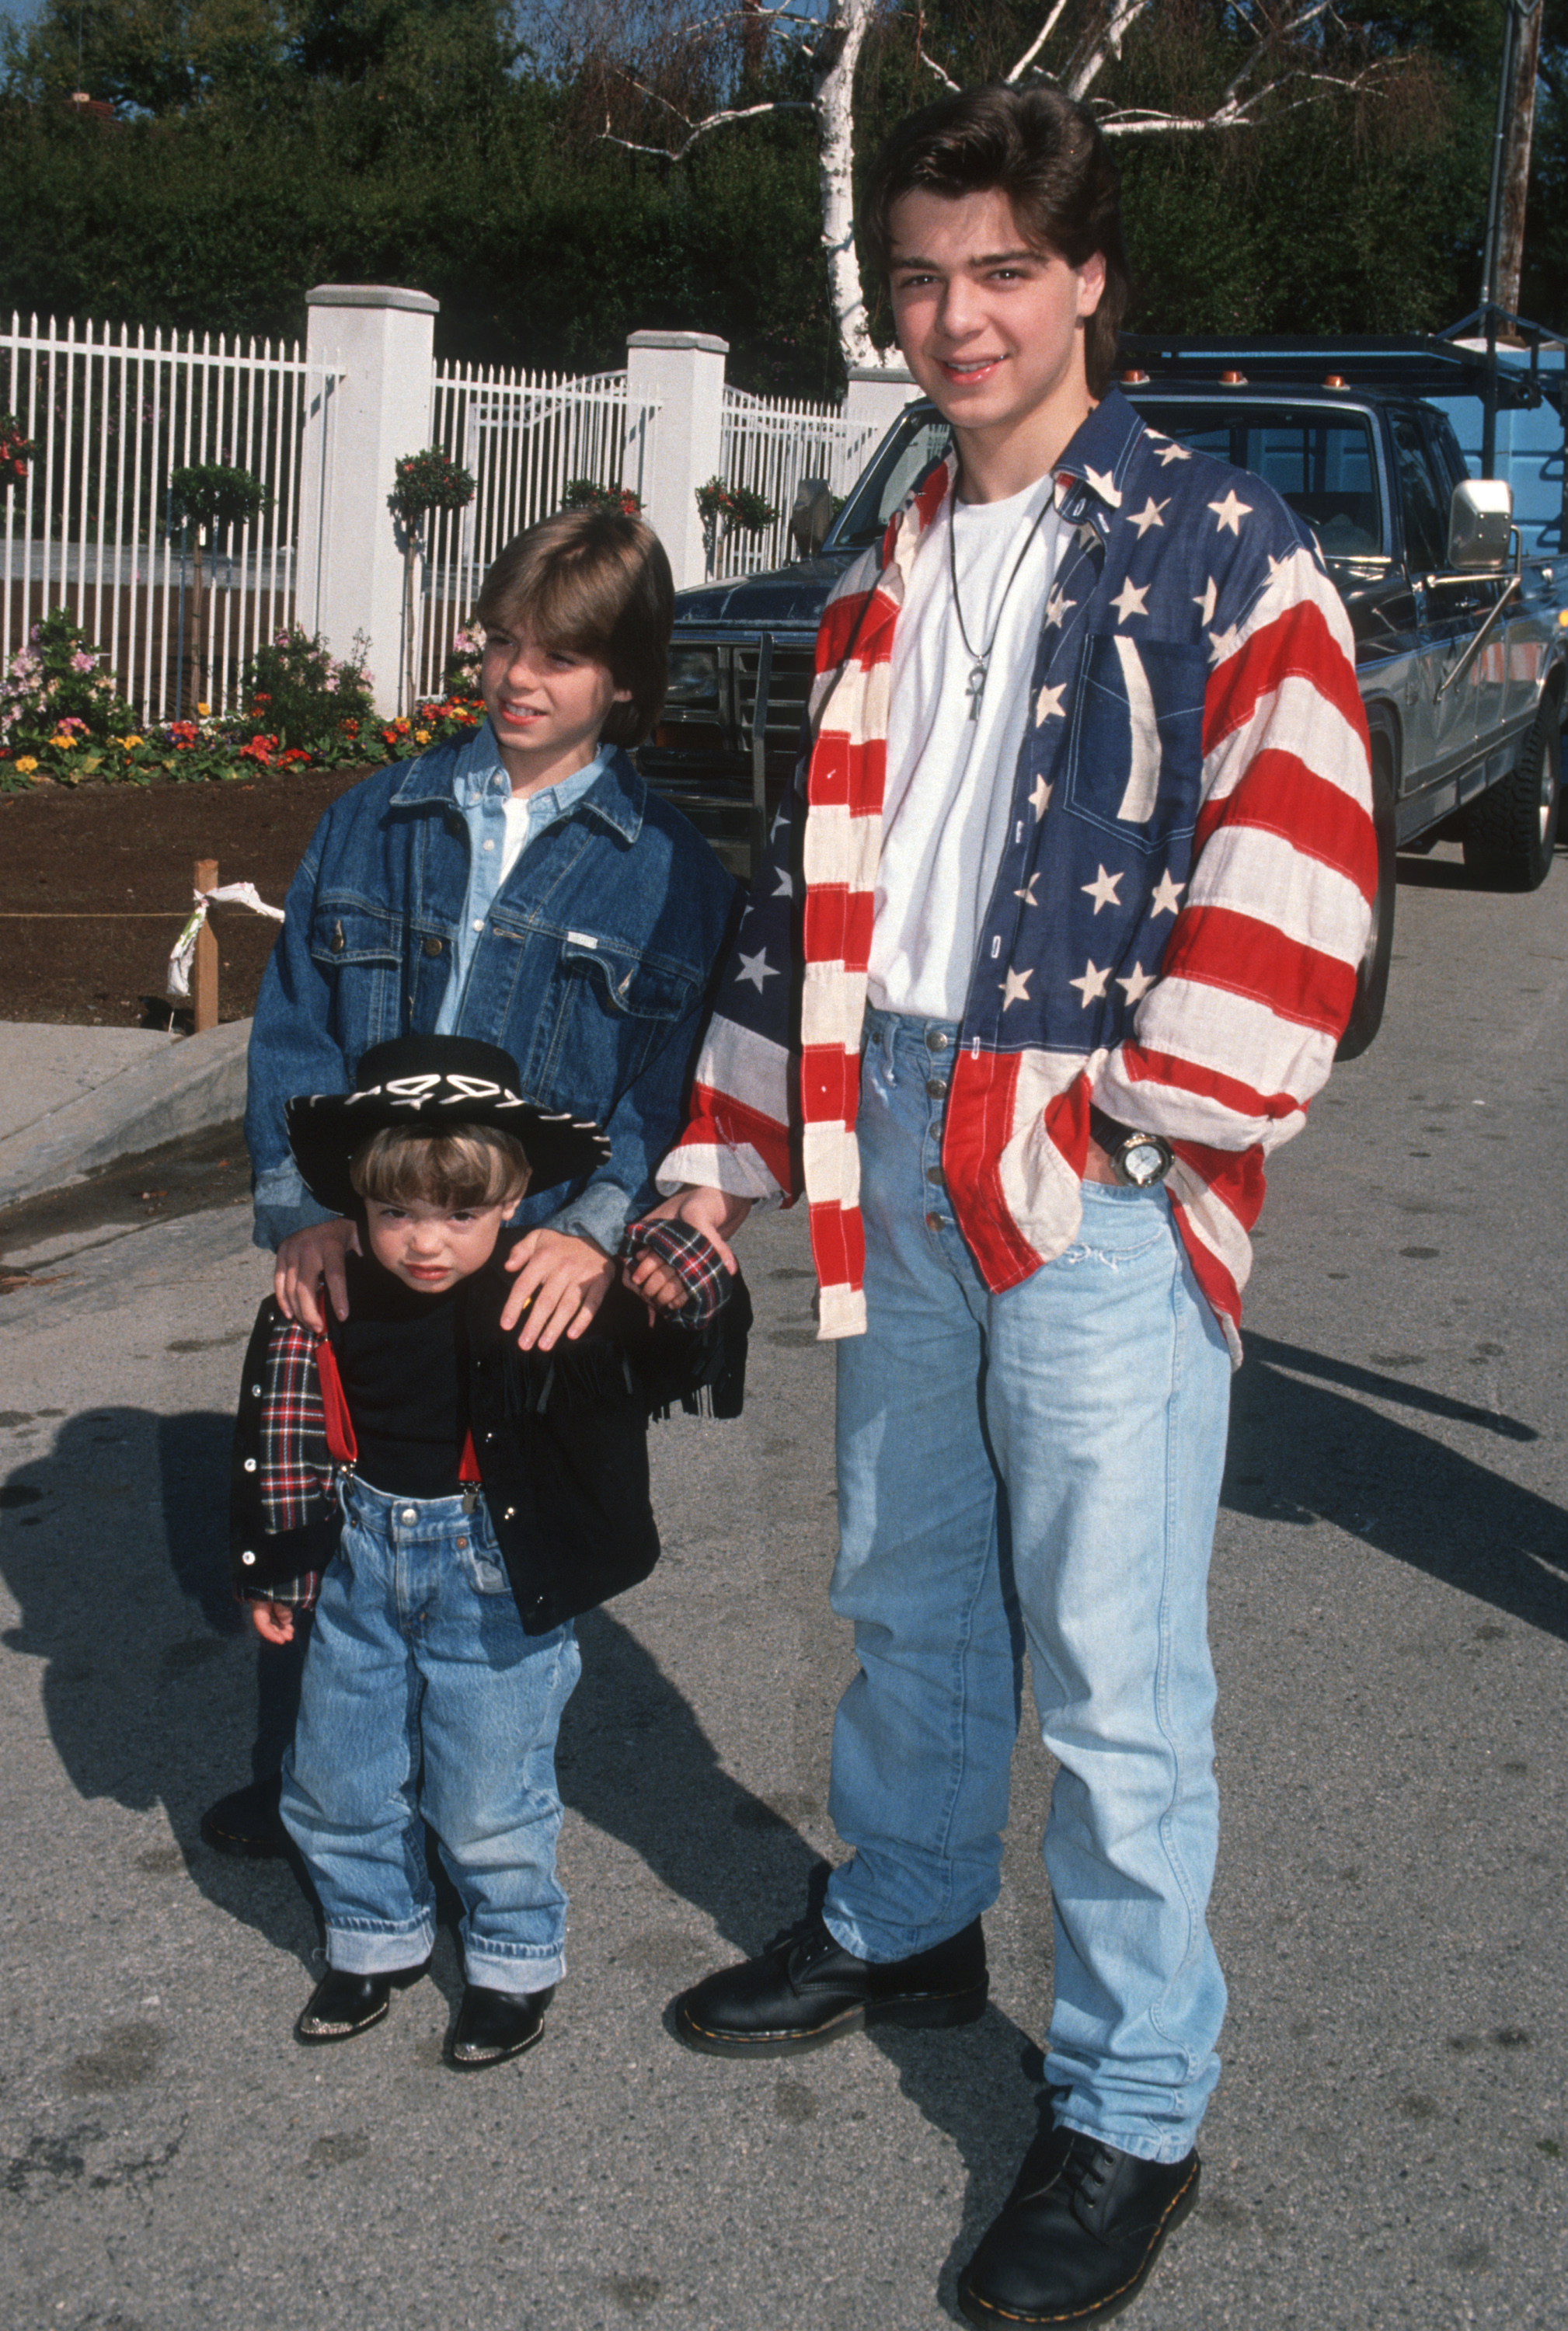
[947,486,1055,671]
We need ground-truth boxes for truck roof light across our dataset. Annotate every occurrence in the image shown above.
[1120,367,1150,384]
[1323,374,1349,389]
[1218,369,1248,385]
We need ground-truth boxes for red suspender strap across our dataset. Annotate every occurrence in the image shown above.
[458,1427,480,1485]
[315,1336,357,1466]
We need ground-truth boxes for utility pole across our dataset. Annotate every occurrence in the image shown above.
[1478,0,1545,476]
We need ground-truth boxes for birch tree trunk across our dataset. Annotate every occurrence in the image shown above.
[814,0,884,372]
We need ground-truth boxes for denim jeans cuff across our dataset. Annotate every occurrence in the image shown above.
[1051,2110,1202,2166]
[326,1917,435,1976]
[464,1945,566,1995]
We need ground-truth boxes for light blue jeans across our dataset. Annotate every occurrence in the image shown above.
[280,1476,580,1993]
[823,1010,1232,2161]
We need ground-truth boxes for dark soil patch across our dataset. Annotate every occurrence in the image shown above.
[0,766,374,1026]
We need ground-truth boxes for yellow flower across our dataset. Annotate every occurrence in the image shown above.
[196,702,211,716]
[117,733,145,750]
[15,755,38,773]
[47,731,78,748]
[414,729,430,745]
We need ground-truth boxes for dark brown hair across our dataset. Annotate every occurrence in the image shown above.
[349,1125,531,1211]
[865,83,1129,399]
[475,508,674,747]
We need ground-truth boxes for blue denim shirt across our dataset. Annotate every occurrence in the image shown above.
[247,737,738,1253]
[432,725,612,1036]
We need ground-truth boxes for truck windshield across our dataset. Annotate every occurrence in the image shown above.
[826,397,1386,561]
[1133,402,1385,559]
[829,406,952,547]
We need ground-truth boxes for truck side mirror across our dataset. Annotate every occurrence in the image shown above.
[790,478,835,558]
[1447,478,1512,569]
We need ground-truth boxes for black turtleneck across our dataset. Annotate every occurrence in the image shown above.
[335,1248,472,1499]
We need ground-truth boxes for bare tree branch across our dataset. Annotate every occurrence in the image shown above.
[599,92,811,161]
[917,40,960,91]
[1064,0,1152,104]
[1005,0,1074,88]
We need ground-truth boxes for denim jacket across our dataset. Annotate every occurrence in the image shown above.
[246,740,740,1252]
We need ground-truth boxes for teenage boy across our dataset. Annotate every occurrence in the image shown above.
[633,84,1375,2326]
[202,507,737,1860]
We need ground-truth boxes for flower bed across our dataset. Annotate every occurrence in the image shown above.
[0,611,486,793]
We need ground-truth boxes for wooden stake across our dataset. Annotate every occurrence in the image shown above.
[193,857,218,1033]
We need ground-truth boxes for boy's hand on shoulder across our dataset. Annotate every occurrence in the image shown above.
[275,1218,360,1331]
[501,1228,616,1350]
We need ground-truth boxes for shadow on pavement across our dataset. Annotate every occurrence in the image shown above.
[1227,1336,1568,1636]
[8,1333,1560,2305]
[0,1404,320,1969]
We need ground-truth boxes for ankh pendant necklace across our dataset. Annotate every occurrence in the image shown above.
[948,488,1054,722]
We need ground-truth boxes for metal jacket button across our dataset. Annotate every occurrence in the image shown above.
[926,1078,949,1099]
[423,935,442,956]
[242,1457,257,1472]
[925,1164,945,1186]
[925,1030,950,1051]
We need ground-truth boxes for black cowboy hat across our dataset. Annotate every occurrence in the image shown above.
[286,1035,611,1218]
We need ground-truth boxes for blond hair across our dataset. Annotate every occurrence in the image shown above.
[347,1125,531,1211]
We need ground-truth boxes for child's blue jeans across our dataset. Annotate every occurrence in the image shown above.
[280,1475,580,1993]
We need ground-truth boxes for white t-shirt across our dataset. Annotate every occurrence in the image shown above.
[867,475,1066,1022]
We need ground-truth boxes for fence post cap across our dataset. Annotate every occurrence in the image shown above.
[846,361,915,385]
[306,284,441,315]
[627,329,729,356]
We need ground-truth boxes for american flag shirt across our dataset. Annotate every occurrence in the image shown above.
[658,389,1375,1357]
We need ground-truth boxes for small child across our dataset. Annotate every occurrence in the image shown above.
[232,1033,746,2068]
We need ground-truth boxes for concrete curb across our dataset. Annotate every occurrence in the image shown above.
[0,1019,249,1210]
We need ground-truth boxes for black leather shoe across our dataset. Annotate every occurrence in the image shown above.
[672,1911,987,2056]
[447,1982,555,2071]
[200,1775,289,1859]
[958,2120,1200,2326]
[297,1969,393,2044]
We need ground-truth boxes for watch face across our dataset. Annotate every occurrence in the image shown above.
[1119,1136,1171,1187]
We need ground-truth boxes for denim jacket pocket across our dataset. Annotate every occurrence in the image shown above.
[1058,633,1207,859]
[308,898,405,1060]
[533,935,698,1103]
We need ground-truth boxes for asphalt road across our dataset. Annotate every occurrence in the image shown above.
[2,838,1565,2331]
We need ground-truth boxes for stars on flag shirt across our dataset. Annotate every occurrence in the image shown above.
[659,390,1375,1354]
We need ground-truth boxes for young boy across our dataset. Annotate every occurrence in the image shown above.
[203,505,739,1860]
[232,1033,747,2066]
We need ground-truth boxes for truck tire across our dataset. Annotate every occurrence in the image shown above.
[1461,694,1563,891]
[1336,740,1396,1061]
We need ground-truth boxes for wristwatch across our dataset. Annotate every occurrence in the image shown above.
[1088,1106,1175,1189]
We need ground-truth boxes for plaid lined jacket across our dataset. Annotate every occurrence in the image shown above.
[229,1248,752,1632]
[657,390,1375,1356]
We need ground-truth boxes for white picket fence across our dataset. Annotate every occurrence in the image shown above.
[3,300,894,720]
[713,385,880,578]
[1,312,344,723]
[411,362,660,700]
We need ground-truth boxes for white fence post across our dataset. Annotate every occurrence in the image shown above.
[625,330,727,591]
[298,284,438,715]
[843,361,920,451]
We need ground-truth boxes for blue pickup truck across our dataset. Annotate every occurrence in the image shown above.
[641,335,1568,1057]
